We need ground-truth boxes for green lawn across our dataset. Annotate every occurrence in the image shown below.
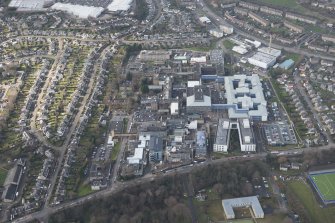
[222,39,236,50]
[258,213,288,223]
[0,168,8,186]
[111,142,121,161]
[253,0,305,13]
[77,183,93,197]
[123,118,128,133]
[288,180,335,223]
[183,44,215,52]
[285,52,302,64]
[194,199,225,222]
[229,220,254,223]
[310,172,335,201]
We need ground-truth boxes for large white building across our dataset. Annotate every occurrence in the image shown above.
[199,16,211,24]
[51,3,104,19]
[248,52,276,69]
[138,50,171,61]
[9,0,51,10]
[232,46,249,55]
[210,29,224,38]
[222,196,264,219]
[170,101,179,115]
[248,47,281,69]
[107,0,133,12]
[258,47,282,58]
[237,119,256,152]
[213,118,256,152]
[213,119,230,152]
[224,74,268,121]
[127,147,144,164]
[220,24,234,34]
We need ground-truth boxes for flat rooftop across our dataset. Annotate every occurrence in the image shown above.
[9,0,49,9]
[215,119,230,146]
[108,0,133,11]
[225,74,267,120]
[238,119,254,145]
[258,47,281,58]
[222,196,264,219]
[249,52,276,64]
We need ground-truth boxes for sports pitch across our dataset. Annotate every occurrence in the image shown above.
[309,171,335,203]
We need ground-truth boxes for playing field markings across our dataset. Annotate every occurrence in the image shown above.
[318,180,330,197]
[325,176,335,199]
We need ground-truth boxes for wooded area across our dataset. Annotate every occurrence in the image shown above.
[49,160,269,223]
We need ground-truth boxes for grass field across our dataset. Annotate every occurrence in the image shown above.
[255,0,305,13]
[258,213,288,223]
[0,168,8,186]
[77,183,93,197]
[288,180,335,223]
[222,39,236,50]
[310,172,335,201]
[194,199,225,222]
[229,219,254,223]
[111,142,121,161]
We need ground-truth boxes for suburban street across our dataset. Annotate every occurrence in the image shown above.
[294,75,334,144]
[197,0,335,62]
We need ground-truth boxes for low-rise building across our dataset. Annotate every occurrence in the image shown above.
[260,6,283,16]
[279,59,295,70]
[238,119,256,152]
[127,147,145,164]
[285,12,317,25]
[283,20,304,33]
[1,159,26,202]
[213,119,230,152]
[239,1,260,11]
[196,131,207,157]
[187,85,211,114]
[322,34,335,43]
[199,16,211,24]
[248,52,277,69]
[138,50,171,61]
[219,24,234,34]
[234,7,249,16]
[308,44,328,52]
[321,59,334,67]
[210,29,224,38]
[248,12,269,26]
[222,196,264,219]
[148,136,164,163]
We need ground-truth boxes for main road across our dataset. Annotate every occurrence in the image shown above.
[11,153,267,223]
[11,139,335,223]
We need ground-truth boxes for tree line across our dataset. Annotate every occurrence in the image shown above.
[49,160,269,223]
